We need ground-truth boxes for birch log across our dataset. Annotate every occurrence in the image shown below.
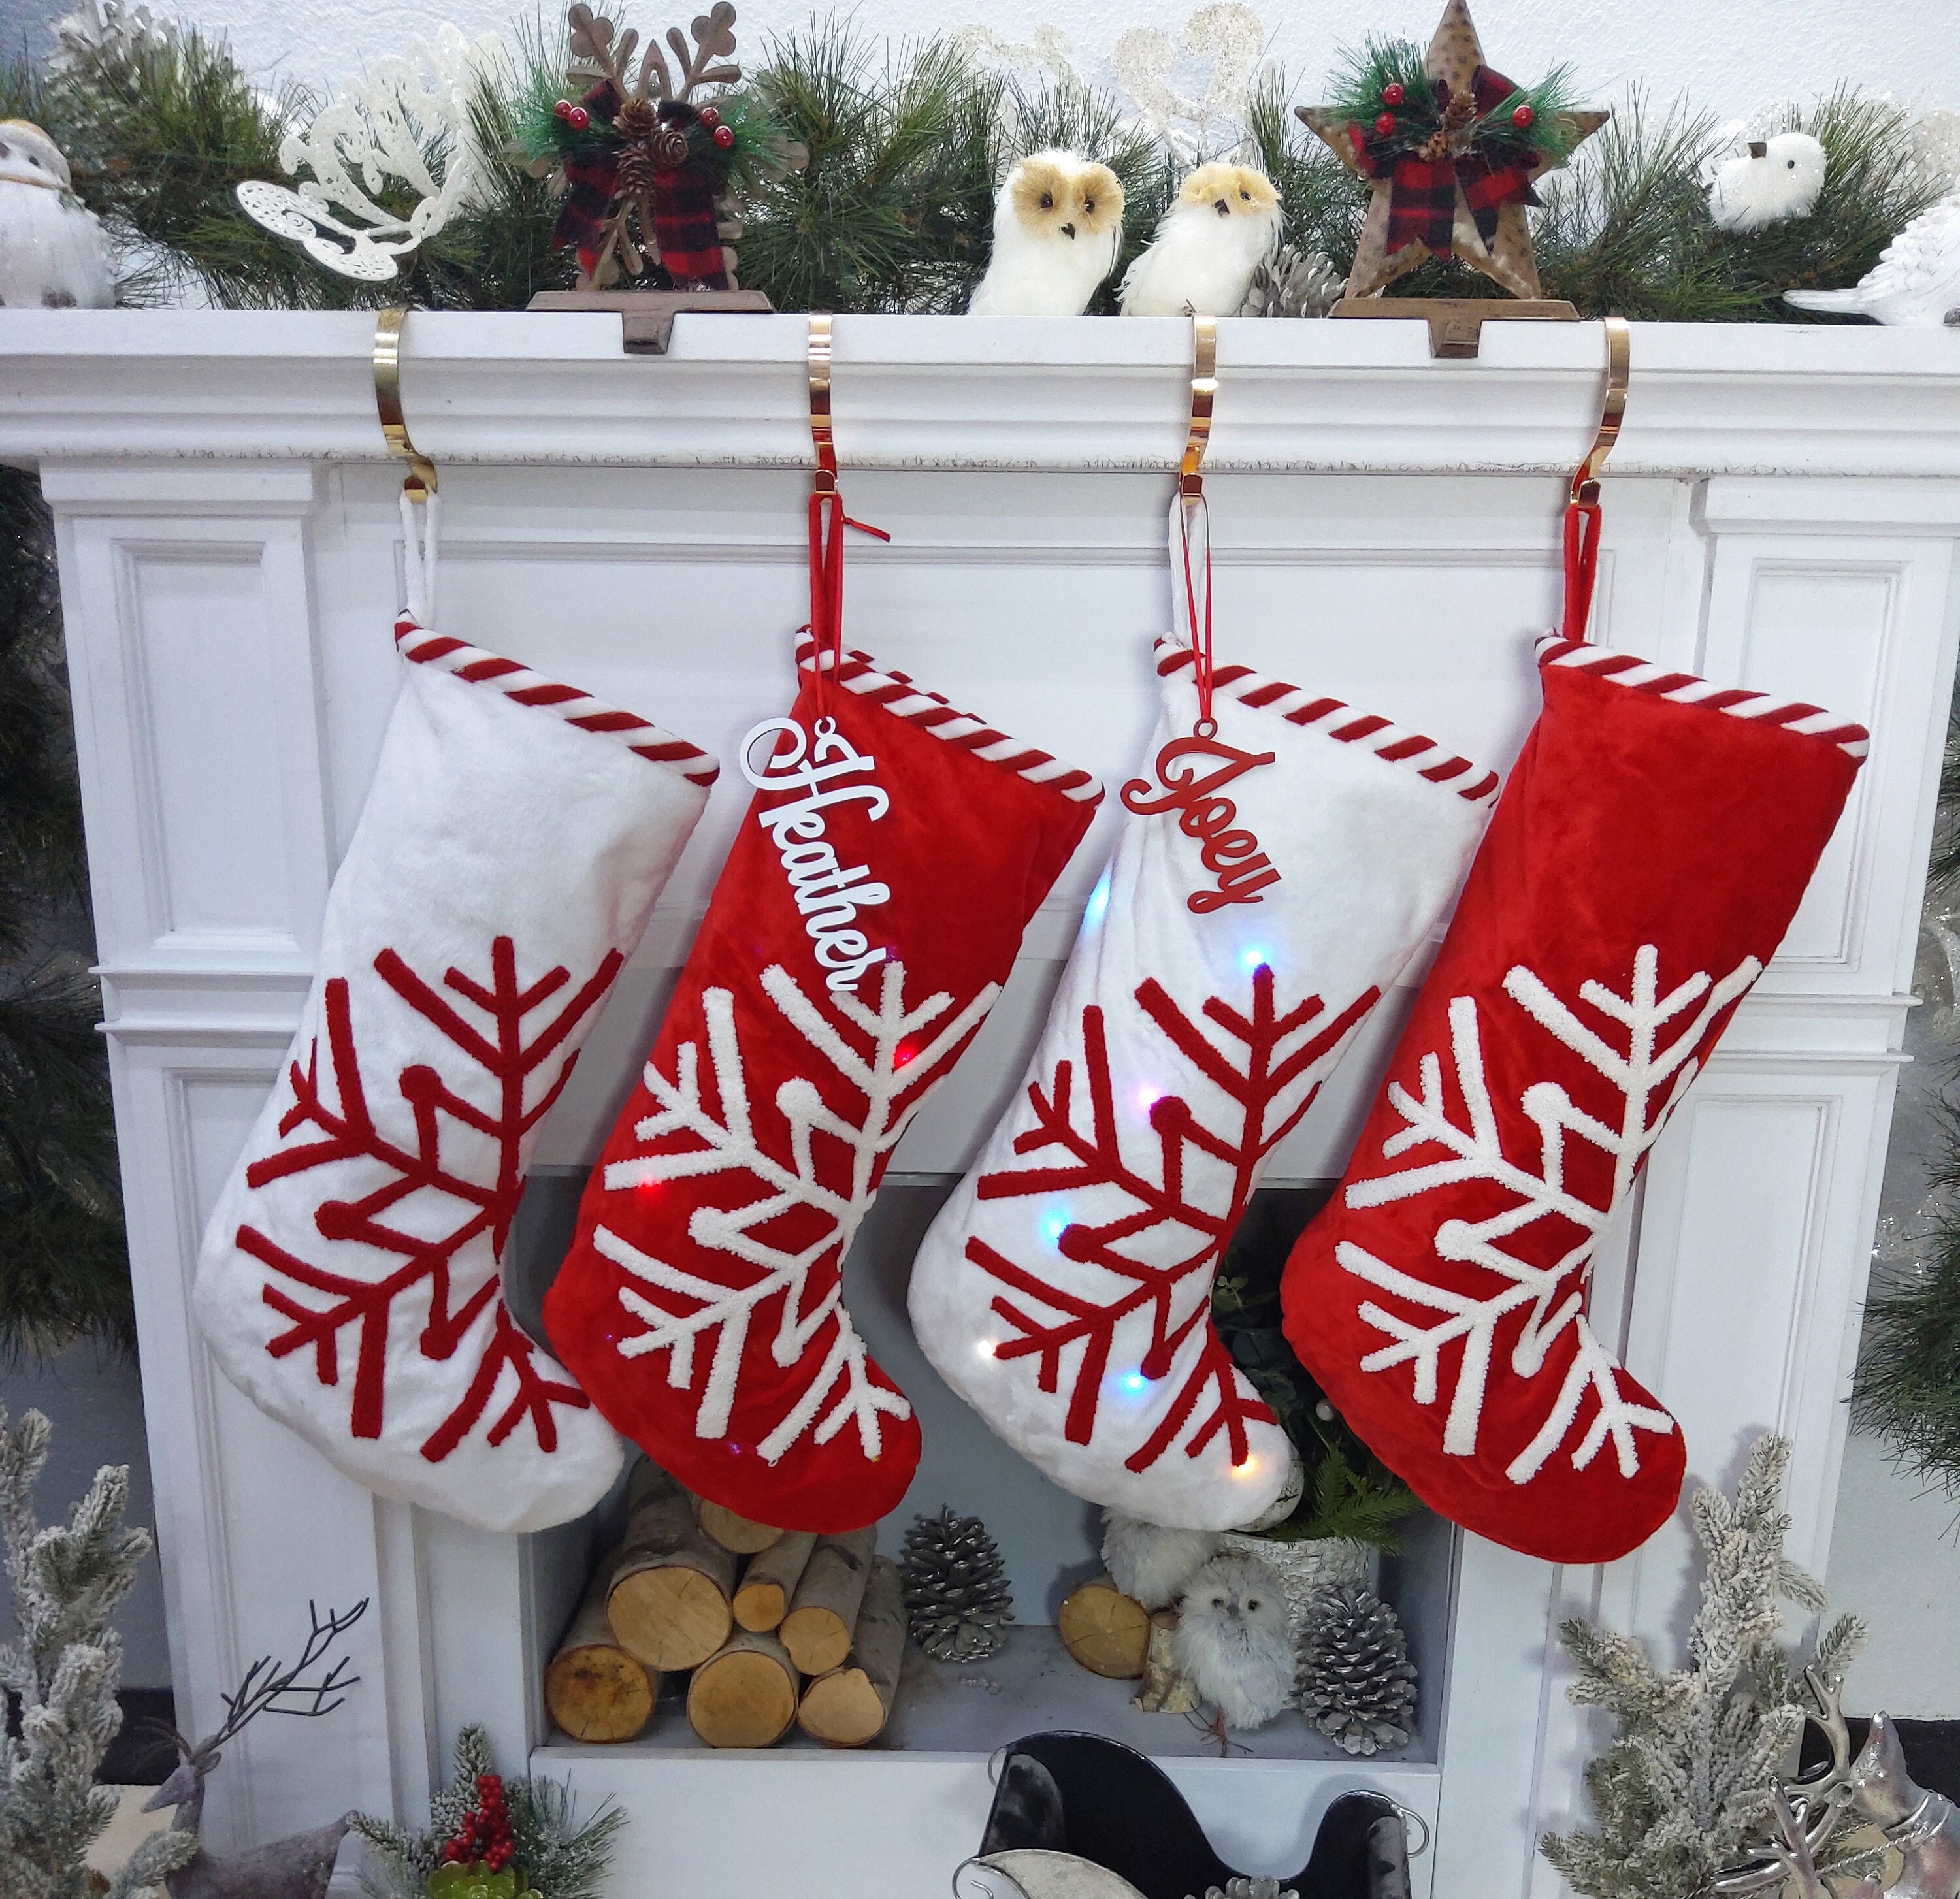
[779,1525,878,1676]
[546,1561,658,1742]
[606,1461,738,1670]
[797,1555,904,1747]
[695,1497,785,1555]
[732,1530,817,1632]
[1058,1575,1149,1679]
[1132,1608,1200,1714]
[686,1628,800,1748]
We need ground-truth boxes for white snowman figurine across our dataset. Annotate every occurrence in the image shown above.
[0,120,114,308]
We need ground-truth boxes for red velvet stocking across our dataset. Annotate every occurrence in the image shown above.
[545,636,1100,1531]
[1281,635,1867,1563]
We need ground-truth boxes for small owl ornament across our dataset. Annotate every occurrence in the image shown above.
[0,121,113,308]
[970,149,1125,315]
[1171,1551,1294,1730]
[1101,1510,1218,1611]
[1120,163,1280,317]
[1707,131,1826,233]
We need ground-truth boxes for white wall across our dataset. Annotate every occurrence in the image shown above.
[24,0,1960,131]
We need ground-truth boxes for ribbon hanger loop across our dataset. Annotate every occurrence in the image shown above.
[376,308,442,628]
[1178,316,1219,732]
[1561,316,1629,644]
[804,314,889,706]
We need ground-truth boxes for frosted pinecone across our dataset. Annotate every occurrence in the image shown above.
[1188,1882,1300,1899]
[1298,1582,1417,1756]
[1237,245,1343,318]
[899,1506,1013,1663]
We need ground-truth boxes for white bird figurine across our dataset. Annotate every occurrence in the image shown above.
[1100,1510,1218,1611]
[969,149,1125,316]
[1171,1551,1294,1730]
[1120,162,1279,317]
[0,120,113,308]
[1707,131,1826,233]
[1786,187,1960,325]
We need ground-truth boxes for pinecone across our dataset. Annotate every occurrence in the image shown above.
[1237,246,1343,319]
[1298,1582,1417,1756]
[898,1506,1013,1663]
[1188,1882,1299,1899]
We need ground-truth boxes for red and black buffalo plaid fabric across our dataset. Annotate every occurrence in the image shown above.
[649,163,728,287]
[1350,64,1541,258]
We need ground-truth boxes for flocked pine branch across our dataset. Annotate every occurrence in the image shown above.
[0,1404,199,1899]
[1540,1435,1867,1899]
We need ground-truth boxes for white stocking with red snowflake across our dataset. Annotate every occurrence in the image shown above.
[196,643,712,1533]
[591,958,995,1469]
[908,633,1499,1530]
[1337,943,1753,1485]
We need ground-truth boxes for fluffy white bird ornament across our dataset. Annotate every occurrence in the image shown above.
[1171,1551,1294,1730]
[969,149,1125,315]
[0,120,113,308]
[1707,131,1827,233]
[1786,187,1960,326]
[1120,162,1279,317]
[1101,1510,1218,1611]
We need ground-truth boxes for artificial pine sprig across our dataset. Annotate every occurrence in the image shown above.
[1325,34,1580,170]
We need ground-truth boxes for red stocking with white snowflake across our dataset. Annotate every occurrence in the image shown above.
[907,630,1502,1530]
[1281,635,1868,1563]
[544,634,1102,1533]
[195,621,717,1533]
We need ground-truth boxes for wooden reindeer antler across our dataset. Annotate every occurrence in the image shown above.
[568,5,648,104]
[671,3,740,99]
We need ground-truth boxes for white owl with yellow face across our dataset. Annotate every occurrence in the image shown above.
[1120,162,1279,317]
[969,148,1126,316]
[0,121,113,308]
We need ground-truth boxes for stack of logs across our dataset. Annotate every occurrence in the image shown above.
[546,1460,906,1749]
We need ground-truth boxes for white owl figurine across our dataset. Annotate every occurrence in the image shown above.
[1707,131,1826,233]
[0,121,114,309]
[1786,187,1960,326]
[1101,1510,1218,1611]
[970,149,1125,316]
[1120,162,1279,317]
[1171,1551,1294,1730]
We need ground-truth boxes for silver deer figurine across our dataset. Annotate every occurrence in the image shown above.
[1849,1712,1960,1899]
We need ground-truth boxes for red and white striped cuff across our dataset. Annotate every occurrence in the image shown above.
[1535,636,1869,760]
[794,632,1103,805]
[395,619,720,787]
[1152,634,1501,806]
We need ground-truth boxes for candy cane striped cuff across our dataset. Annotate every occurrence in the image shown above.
[1152,634,1502,807]
[396,619,721,787]
[1535,636,1870,761]
[795,632,1103,805]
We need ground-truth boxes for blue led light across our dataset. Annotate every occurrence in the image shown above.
[1118,1372,1149,1395]
[1041,1207,1071,1246]
[1240,946,1271,972]
[1082,871,1112,931]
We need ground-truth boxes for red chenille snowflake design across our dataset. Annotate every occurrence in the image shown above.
[235,935,619,1462]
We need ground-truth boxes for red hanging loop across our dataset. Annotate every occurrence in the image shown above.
[804,314,889,707]
[1562,316,1629,644]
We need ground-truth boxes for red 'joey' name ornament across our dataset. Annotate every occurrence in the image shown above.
[1120,730,1281,914]
[742,715,893,995]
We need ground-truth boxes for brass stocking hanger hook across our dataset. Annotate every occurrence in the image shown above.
[1572,315,1630,505]
[808,311,838,494]
[374,307,438,502]
[1181,314,1218,500]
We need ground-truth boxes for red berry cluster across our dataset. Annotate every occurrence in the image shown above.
[553,97,592,131]
[699,105,736,150]
[1380,81,1405,106]
[441,1775,515,1874]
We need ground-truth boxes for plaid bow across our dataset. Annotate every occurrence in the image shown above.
[547,81,730,287]
[1350,65,1543,258]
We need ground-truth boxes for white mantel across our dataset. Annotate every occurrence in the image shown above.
[8,309,1957,1899]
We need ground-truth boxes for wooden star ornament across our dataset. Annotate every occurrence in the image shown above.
[1299,0,1608,300]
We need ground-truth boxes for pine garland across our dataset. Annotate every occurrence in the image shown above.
[8,10,1947,322]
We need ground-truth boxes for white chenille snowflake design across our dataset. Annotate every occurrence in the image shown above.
[595,960,996,1465]
[1337,945,1760,1485]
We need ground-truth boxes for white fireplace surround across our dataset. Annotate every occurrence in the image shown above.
[5,310,1956,1898]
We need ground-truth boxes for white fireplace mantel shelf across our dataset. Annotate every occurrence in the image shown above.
[5,308,1960,479]
[8,309,1959,1899]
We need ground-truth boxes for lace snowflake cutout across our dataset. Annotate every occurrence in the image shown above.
[596,960,996,1465]
[1338,943,1760,1485]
